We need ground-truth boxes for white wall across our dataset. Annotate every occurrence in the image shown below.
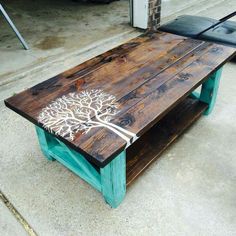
[132,0,149,29]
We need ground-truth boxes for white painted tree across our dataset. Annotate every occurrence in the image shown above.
[38,89,136,144]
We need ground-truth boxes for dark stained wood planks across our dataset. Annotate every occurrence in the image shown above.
[126,97,208,186]
[7,35,198,118]
[6,33,183,111]
[5,31,236,167]
[74,43,235,166]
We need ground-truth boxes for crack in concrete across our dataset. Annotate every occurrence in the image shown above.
[0,190,38,236]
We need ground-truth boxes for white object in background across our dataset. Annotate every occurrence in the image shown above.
[132,0,149,29]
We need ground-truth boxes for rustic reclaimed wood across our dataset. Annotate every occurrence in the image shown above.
[5,31,236,168]
[126,97,208,186]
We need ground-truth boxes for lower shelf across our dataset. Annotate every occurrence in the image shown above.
[126,97,208,186]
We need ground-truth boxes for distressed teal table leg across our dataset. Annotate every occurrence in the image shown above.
[100,151,126,208]
[35,126,102,191]
[36,126,127,207]
[200,67,223,115]
[35,126,55,161]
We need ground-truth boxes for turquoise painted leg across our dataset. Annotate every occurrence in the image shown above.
[189,91,200,100]
[200,68,223,115]
[190,67,223,115]
[36,126,55,161]
[35,126,127,207]
[35,126,101,191]
[100,151,126,208]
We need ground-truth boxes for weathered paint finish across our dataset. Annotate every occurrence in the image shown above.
[36,126,126,207]
[100,151,126,208]
[35,126,101,192]
[36,126,55,161]
[200,68,223,115]
[189,67,223,115]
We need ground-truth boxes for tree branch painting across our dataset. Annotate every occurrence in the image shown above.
[38,90,137,145]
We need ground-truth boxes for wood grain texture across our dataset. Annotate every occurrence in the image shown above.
[126,97,208,186]
[5,31,236,167]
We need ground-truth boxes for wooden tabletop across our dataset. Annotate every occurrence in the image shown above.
[5,31,236,167]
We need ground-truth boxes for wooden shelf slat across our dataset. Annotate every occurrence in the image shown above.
[126,97,208,186]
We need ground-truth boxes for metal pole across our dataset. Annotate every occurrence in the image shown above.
[0,4,29,50]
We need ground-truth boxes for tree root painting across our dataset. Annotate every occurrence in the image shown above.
[38,90,137,145]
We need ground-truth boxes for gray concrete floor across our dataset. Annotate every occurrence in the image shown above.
[1,0,236,236]
[0,0,134,82]
[162,0,236,23]
[0,201,28,236]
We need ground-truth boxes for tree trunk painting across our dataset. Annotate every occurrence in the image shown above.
[38,90,137,145]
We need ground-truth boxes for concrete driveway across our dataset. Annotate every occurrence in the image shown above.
[0,0,134,83]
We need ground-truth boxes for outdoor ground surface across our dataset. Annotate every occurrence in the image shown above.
[0,0,236,235]
[0,0,133,82]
